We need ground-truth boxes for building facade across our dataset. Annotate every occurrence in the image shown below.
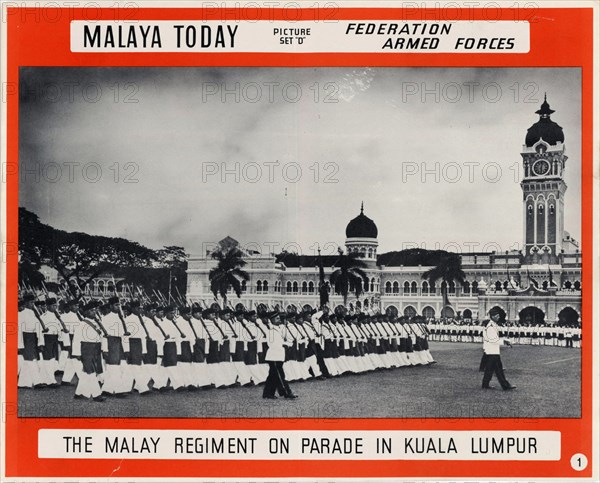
[186,98,582,325]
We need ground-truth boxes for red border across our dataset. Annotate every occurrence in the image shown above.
[4,5,594,479]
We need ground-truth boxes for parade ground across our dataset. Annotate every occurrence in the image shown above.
[17,342,581,419]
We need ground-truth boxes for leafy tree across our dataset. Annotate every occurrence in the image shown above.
[18,207,177,297]
[208,247,249,308]
[329,249,369,307]
[421,253,466,310]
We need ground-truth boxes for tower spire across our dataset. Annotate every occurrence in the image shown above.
[536,93,555,118]
[360,201,364,214]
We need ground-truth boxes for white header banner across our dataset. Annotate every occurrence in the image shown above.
[39,430,560,460]
[70,20,530,53]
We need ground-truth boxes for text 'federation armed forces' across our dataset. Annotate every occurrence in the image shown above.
[17,292,436,402]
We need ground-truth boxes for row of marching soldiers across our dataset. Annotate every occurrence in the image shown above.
[18,293,435,402]
[427,320,581,347]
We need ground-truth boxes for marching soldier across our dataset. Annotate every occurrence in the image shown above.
[162,305,192,391]
[142,303,169,391]
[245,310,270,384]
[185,304,213,388]
[72,300,105,401]
[125,300,151,395]
[60,298,83,385]
[262,312,297,400]
[100,296,133,397]
[39,297,69,387]
[17,294,44,388]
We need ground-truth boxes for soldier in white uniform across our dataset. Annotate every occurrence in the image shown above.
[39,297,69,387]
[142,303,169,391]
[71,300,105,401]
[100,296,133,397]
[60,298,83,385]
[125,300,151,394]
[481,307,516,391]
[17,294,44,388]
[262,312,296,400]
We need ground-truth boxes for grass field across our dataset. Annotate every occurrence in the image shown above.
[18,342,581,419]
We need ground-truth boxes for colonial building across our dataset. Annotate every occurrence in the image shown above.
[186,98,582,325]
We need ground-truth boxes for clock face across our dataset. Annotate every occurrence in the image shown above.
[532,159,550,176]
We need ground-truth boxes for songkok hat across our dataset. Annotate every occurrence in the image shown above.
[191,303,203,314]
[23,293,36,302]
[179,306,191,315]
[46,297,57,305]
[108,296,120,305]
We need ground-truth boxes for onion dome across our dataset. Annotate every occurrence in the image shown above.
[345,203,378,238]
[525,94,565,147]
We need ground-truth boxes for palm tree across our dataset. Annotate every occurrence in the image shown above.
[329,248,369,307]
[208,247,250,308]
[422,253,466,316]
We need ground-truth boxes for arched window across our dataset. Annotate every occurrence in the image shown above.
[410,281,418,294]
[370,277,375,292]
[107,281,114,293]
[286,281,292,294]
[403,305,417,318]
[393,281,400,294]
[503,281,509,290]
[292,281,298,293]
[429,282,436,295]
[564,280,572,289]
[495,281,502,291]
[472,281,478,293]
[97,280,105,293]
[256,280,262,294]
[422,281,429,294]
[542,280,548,290]
[263,280,269,293]
[463,281,470,294]
[422,306,435,318]
[302,281,308,294]
[385,282,392,294]
[403,281,410,295]
[448,281,456,294]
[367,248,373,258]
[574,281,581,290]
[441,281,448,294]
[360,247,366,258]
[241,280,247,293]
[308,281,315,293]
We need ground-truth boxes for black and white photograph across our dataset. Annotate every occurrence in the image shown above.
[17,66,582,419]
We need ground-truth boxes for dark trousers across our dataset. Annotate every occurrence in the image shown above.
[482,354,511,389]
[263,361,292,398]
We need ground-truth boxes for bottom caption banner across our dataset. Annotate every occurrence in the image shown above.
[38,430,560,461]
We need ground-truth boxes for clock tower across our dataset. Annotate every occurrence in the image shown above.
[521,95,567,262]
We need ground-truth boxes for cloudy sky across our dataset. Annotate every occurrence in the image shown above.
[19,67,581,256]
